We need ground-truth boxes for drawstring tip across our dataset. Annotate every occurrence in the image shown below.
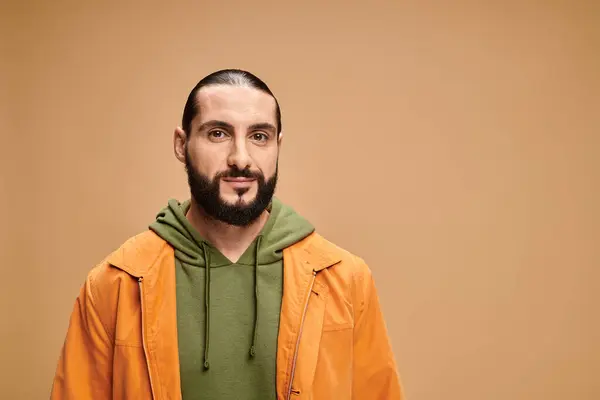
[250,346,256,357]
[204,361,210,369]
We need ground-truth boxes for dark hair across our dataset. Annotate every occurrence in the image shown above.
[181,69,282,137]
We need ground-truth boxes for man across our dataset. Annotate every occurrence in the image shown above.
[51,69,403,399]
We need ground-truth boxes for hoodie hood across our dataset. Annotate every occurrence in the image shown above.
[149,197,314,266]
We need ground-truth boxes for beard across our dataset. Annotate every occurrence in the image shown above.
[185,150,278,226]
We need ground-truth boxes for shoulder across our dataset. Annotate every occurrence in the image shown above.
[298,233,377,322]
[87,230,167,280]
[78,231,169,334]
[307,232,370,271]
[295,232,373,291]
[84,230,170,302]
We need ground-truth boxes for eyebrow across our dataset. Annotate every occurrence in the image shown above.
[248,122,277,133]
[197,120,277,133]
[197,120,234,132]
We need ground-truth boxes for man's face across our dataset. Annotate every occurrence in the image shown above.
[177,85,280,226]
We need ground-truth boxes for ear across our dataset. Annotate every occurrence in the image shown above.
[173,126,187,163]
[277,131,283,147]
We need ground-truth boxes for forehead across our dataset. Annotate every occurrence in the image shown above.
[194,85,277,125]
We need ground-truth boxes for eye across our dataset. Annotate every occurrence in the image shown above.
[251,132,268,142]
[208,129,228,141]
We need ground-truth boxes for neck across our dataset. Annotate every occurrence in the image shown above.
[186,198,269,263]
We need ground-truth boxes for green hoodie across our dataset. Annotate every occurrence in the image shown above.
[149,198,314,400]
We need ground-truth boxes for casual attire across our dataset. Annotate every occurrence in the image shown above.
[150,199,315,399]
[51,198,404,399]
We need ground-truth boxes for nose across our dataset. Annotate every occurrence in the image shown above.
[227,138,252,171]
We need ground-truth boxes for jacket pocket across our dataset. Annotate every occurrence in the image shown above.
[313,328,353,399]
[322,322,353,332]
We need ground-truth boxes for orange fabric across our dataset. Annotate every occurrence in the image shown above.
[51,231,404,399]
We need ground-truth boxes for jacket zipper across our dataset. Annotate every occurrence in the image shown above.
[138,277,156,399]
[287,270,317,399]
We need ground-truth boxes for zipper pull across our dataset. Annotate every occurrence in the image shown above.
[290,388,301,396]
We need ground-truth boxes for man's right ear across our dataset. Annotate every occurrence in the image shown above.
[173,126,187,163]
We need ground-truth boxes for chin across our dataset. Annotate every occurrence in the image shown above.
[221,193,256,206]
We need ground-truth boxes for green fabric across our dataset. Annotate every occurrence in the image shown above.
[149,197,314,400]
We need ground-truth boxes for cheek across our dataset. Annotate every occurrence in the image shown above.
[189,144,228,176]
[255,149,279,177]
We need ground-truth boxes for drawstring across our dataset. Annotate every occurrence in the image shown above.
[202,243,211,369]
[202,236,261,367]
[250,236,262,358]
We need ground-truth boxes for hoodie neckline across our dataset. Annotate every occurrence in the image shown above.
[152,197,312,268]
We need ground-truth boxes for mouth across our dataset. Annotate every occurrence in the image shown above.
[222,177,256,188]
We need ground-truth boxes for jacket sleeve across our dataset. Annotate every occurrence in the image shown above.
[50,273,114,399]
[352,258,405,399]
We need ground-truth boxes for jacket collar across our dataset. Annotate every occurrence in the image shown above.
[106,231,169,278]
[293,232,343,272]
[107,230,342,278]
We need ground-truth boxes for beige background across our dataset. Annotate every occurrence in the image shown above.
[1,1,599,399]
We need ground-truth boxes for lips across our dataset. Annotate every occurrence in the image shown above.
[222,177,256,183]
[221,177,257,189]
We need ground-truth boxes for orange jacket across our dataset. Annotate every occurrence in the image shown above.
[51,231,404,399]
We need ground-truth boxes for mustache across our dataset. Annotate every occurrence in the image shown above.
[216,167,263,180]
